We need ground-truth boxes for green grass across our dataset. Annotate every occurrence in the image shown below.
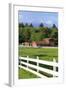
[18,47,58,79]
[19,47,58,62]
[18,68,39,79]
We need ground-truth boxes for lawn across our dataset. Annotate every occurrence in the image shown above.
[18,47,58,79]
[18,68,39,79]
[19,47,58,62]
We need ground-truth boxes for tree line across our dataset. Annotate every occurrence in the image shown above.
[19,23,58,46]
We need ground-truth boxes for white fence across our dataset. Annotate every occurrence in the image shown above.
[19,56,58,78]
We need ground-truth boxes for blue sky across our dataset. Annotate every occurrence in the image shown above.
[18,11,58,27]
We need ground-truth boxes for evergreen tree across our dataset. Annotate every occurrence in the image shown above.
[39,23,44,27]
[29,23,33,27]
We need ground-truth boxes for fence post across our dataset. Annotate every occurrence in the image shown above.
[37,56,39,73]
[19,59,21,67]
[27,56,29,68]
[18,59,21,69]
[53,58,56,77]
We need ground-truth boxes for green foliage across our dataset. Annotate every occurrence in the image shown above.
[29,23,33,27]
[19,23,58,45]
[50,28,58,38]
[30,28,43,41]
[23,27,31,42]
[19,27,25,43]
[19,23,24,27]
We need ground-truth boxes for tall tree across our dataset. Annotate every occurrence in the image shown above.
[19,23,24,28]
[52,24,57,29]
[39,23,44,27]
[29,23,33,27]
[25,23,28,27]
[19,27,25,43]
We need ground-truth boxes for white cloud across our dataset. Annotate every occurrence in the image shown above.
[45,20,53,25]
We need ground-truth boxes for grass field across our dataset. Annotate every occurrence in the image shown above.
[18,47,58,79]
[18,68,39,79]
[19,47,58,62]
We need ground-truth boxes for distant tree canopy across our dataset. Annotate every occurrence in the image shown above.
[52,24,57,28]
[19,22,58,46]
[39,23,44,27]
[19,23,25,27]
[29,23,33,27]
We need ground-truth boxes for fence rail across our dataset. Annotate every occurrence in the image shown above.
[19,56,58,78]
